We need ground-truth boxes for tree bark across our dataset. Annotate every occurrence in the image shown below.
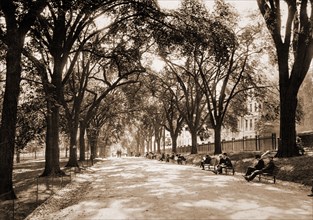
[0,40,21,200]
[87,128,99,159]
[79,122,86,161]
[41,101,64,176]
[65,126,79,167]
[190,129,198,154]
[276,90,298,157]
[170,133,178,153]
[257,0,313,157]
[214,125,222,155]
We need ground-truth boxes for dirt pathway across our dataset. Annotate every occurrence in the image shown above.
[27,157,313,220]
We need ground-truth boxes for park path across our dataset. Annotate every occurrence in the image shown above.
[27,157,312,220]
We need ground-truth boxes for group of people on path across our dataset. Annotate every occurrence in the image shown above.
[149,148,312,197]
[200,153,233,174]
[200,150,275,180]
[161,153,186,164]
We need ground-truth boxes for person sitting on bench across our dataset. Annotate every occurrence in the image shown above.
[244,154,264,177]
[244,156,275,182]
[214,153,232,174]
[200,155,211,170]
[177,154,186,164]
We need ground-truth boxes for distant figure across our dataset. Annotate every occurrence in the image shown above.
[177,154,186,164]
[244,154,265,177]
[296,136,305,155]
[308,179,313,197]
[159,153,165,161]
[214,153,232,174]
[200,155,211,170]
[90,153,94,165]
[244,156,276,182]
[170,153,175,160]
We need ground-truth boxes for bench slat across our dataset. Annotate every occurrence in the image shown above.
[258,173,276,184]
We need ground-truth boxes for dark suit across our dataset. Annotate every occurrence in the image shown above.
[246,159,275,181]
[245,159,265,176]
[200,156,211,169]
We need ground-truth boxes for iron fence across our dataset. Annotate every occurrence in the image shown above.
[167,133,277,154]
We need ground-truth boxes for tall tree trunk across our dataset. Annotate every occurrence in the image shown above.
[87,129,99,159]
[170,133,178,153]
[146,139,151,152]
[88,137,98,159]
[190,129,198,154]
[65,126,79,167]
[136,132,141,155]
[214,125,222,155]
[79,122,86,161]
[99,143,106,157]
[0,0,47,202]
[41,102,64,176]
[156,138,161,154]
[16,149,20,164]
[0,40,22,199]
[276,91,298,157]
[141,138,145,155]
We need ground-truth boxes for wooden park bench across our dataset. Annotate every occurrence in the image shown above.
[204,158,235,175]
[258,166,278,184]
[177,156,187,165]
[204,157,217,171]
[220,164,235,175]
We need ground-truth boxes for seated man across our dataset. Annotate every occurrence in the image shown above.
[244,156,275,182]
[159,153,165,161]
[200,155,211,170]
[177,154,186,164]
[296,136,305,156]
[214,153,232,174]
[244,154,264,177]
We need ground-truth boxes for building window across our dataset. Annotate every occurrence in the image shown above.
[245,119,248,130]
[254,103,258,112]
[250,103,253,112]
[250,119,253,130]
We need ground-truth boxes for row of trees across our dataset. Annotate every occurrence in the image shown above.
[0,0,164,200]
[137,0,313,158]
[0,0,312,201]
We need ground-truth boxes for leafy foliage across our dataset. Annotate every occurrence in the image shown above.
[16,86,46,151]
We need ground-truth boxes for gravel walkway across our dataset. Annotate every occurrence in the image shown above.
[26,157,313,220]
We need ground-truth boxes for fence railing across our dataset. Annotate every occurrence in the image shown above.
[167,133,277,154]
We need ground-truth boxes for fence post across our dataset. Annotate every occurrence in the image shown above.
[232,138,235,152]
[272,133,276,150]
[255,135,258,151]
[242,136,245,151]
[36,177,39,205]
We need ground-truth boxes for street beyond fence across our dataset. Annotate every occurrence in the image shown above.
[26,157,313,220]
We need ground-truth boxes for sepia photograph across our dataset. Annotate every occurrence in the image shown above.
[0,0,312,219]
